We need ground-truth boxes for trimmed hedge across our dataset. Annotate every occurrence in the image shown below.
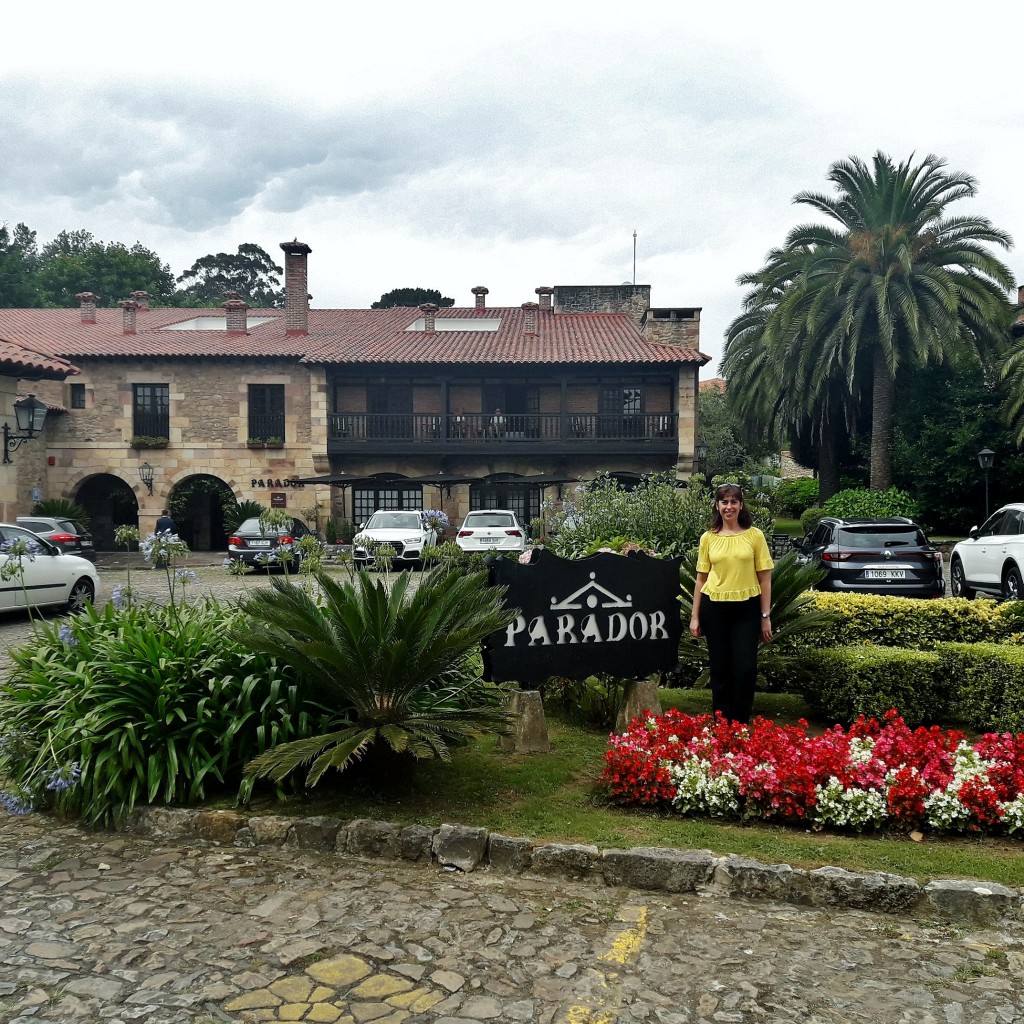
[939,642,1024,734]
[797,645,943,727]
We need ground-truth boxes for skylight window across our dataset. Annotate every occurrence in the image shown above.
[406,318,502,332]
[161,317,275,331]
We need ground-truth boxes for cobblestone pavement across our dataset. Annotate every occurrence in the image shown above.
[2,814,1024,1024]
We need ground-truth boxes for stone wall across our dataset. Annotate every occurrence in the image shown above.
[553,285,651,325]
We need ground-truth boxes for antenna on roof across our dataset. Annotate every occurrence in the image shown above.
[632,229,637,286]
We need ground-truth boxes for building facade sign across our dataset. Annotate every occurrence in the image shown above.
[251,478,305,489]
[483,548,682,685]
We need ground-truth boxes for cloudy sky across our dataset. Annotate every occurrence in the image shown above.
[3,1,1021,374]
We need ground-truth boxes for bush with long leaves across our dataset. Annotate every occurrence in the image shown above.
[0,599,335,826]
[237,566,516,787]
[677,550,837,690]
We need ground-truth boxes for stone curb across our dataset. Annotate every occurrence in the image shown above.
[127,806,1023,925]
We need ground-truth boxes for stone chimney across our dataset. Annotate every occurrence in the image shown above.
[130,290,151,310]
[279,240,312,336]
[471,285,489,310]
[420,302,439,333]
[75,291,99,325]
[521,301,539,336]
[222,291,248,334]
[1018,284,1024,305]
[535,286,554,312]
[118,299,138,335]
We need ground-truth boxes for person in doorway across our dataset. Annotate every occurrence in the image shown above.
[689,482,774,724]
[488,408,506,437]
[451,407,468,438]
[155,509,177,535]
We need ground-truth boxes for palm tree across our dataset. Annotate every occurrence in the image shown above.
[726,153,1015,490]
[235,566,515,788]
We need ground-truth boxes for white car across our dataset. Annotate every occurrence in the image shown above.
[455,509,527,554]
[950,503,1024,601]
[353,510,439,568]
[0,523,99,614]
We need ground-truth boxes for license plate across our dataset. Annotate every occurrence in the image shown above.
[248,539,272,548]
[479,537,500,545]
[865,569,905,580]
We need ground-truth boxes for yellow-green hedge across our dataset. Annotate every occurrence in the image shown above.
[938,643,1024,734]
[797,645,943,727]
[804,593,1022,650]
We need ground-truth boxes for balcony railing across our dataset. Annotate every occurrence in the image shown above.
[326,412,677,443]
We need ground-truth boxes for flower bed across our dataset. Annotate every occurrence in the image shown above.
[603,709,1024,836]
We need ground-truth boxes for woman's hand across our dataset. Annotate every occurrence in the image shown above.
[760,615,773,642]
[689,615,701,638]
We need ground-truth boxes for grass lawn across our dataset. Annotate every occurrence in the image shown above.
[772,517,803,537]
[247,686,1024,889]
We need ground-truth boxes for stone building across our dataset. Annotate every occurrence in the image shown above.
[0,242,709,550]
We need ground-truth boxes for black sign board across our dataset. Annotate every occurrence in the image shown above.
[482,548,683,686]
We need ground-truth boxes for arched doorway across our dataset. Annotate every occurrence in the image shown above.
[76,474,139,551]
[168,475,234,552]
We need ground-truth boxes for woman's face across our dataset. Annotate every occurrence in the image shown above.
[716,491,743,523]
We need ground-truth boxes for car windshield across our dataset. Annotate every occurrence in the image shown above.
[237,518,290,535]
[837,527,924,548]
[366,512,422,530]
[466,514,515,528]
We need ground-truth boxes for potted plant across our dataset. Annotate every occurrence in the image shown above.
[246,438,265,448]
[264,436,284,449]
[129,435,169,449]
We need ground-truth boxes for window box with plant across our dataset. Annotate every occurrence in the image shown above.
[263,437,284,449]
[130,436,169,449]
[246,438,265,449]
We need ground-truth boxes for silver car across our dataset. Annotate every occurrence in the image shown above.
[17,515,96,562]
[455,509,527,554]
[950,503,1024,600]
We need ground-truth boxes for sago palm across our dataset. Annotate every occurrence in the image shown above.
[236,567,515,787]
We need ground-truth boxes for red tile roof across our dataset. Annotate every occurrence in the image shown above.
[0,306,709,366]
[699,377,727,393]
[0,337,78,379]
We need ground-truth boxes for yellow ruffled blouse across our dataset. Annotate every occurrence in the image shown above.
[696,527,774,602]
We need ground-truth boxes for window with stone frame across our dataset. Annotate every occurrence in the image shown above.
[248,384,286,442]
[69,383,86,409]
[132,383,169,439]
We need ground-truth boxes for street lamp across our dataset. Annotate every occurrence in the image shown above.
[977,447,995,521]
[2,394,48,464]
[138,462,155,496]
[695,437,709,477]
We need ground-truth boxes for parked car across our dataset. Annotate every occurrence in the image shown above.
[0,523,98,614]
[950,503,1024,600]
[794,516,944,598]
[455,509,527,554]
[226,516,312,570]
[353,510,439,568]
[17,515,96,562]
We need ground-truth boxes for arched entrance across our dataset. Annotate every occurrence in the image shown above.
[168,474,234,552]
[76,474,139,551]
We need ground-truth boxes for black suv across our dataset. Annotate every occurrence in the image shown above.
[795,517,944,598]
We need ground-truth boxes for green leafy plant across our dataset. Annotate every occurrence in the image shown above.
[799,507,826,535]
[129,435,169,449]
[823,487,920,521]
[236,566,515,788]
[324,518,338,545]
[245,438,265,448]
[30,497,91,527]
[223,499,266,533]
[0,599,335,826]
[772,478,819,518]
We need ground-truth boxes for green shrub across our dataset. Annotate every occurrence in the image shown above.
[542,674,627,729]
[324,518,338,544]
[939,642,1024,733]
[797,645,943,727]
[773,478,819,518]
[823,486,920,521]
[0,599,335,826]
[799,507,826,535]
[792,594,1019,651]
[31,497,91,527]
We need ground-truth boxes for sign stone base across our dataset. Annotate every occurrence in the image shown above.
[498,689,550,754]
[614,679,663,735]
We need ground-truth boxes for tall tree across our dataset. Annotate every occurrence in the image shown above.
[176,243,284,307]
[0,223,42,306]
[371,287,454,309]
[37,230,176,307]
[725,153,1015,491]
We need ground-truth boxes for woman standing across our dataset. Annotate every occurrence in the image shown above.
[689,483,774,724]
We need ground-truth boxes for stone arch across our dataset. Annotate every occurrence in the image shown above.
[166,473,234,552]
[73,472,140,552]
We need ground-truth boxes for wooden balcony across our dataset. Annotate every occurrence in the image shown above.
[326,412,678,456]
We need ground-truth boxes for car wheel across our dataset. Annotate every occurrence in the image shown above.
[66,578,95,614]
[950,557,975,600]
[1003,565,1023,602]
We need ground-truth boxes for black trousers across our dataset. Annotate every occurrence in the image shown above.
[698,596,760,724]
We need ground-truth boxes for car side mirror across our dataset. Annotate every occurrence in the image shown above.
[969,526,979,539]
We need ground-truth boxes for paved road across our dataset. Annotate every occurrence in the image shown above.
[2,812,1024,1024]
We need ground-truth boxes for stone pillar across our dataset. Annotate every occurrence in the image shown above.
[614,679,663,735]
[498,690,550,754]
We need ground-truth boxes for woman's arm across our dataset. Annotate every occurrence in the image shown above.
[756,567,773,641]
[690,572,709,637]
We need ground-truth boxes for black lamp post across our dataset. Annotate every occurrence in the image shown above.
[3,394,48,464]
[977,447,995,521]
[138,462,155,496]
[695,437,709,477]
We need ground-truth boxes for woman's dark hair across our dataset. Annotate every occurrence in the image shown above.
[710,482,753,532]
